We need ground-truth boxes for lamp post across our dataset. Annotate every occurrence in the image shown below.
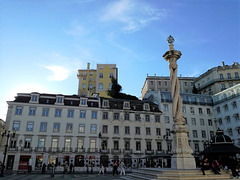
[0,130,15,177]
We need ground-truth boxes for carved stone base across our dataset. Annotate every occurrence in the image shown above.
[171,124,196,169]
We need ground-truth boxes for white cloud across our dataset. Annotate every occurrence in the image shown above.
[45,65,69,81]
[100,0,167,32]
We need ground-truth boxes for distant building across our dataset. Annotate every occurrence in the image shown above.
[0,119,5,146]
[143,90,216,155]
[141,75,195,99]
[194,62,240,95]
[77,63,118,98]
[213,83,240,147]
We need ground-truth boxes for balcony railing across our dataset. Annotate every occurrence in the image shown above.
[62,147,73,153]
[35,147,46,152]
[134,150,143,155]
[111,148,121,154]
[20,147,32,152]
[145,149,154,155]
[8,147,18,152]
[75,148,85,153]
[87,148,98,153]
[123,149,133,154]
[49,147,60,153]
[99,148,110,154]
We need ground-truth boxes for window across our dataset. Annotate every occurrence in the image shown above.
[103,112,108,119]
[184,82,188,86]
[78,139,84,149]
[90,139,96,149]
[166,129,171,137]
[199,108,203,114]
[114,113,119,120]
[220,74,224,80]
[190,107,195,114]
[81,99,87,105]
[114,126,119,134]
[201,130,206,138]
[135,114,141,121]
[182,106,186,113]
[80,110,86,118]
[163,104,168,111]
[29,107,36,116]
[216,107,221,113]
[224,104,228,111]
[206,108,211,114]
[66,123,73,133]
[136,141,141,151]
[90,124,97,134]
[103,100,109,107]
[99,73,103,78]
[200,119,205,126]
[57,97,63,103]
[89,83,93,89]
[92,111,97,119]
[99,83,103,90]
[24,138,31,148]
[65,139,71,151]
[31,95,38,101]
[234,113,240,121]
[16,106,23,115]
[232,101,237,108]
[150,81,153,85]
[79,124,85,133]
[235,72,239,79]
[146,127,151,135]
[208,119,213,126]
[145,115,150,122]
[125,126,130,134]
[42,108,49,116]
[10,139,16,148]
[164,81,167,86]
[40,122,47,132]
[228,128,233,136]
[38,138,45,148]
[221,84,226,90]
[102,125,108,133]
[26,122,34,131]
[135,127,140,135]
[218,118,223,125]
[210,131,214,138]
[125,113,129,121]
[163,116,170,124]
[156,128,161,136]
[82,83,86,89]
[194,143,199,152]
[108,83,112,90]
[191,118,196,125]
[155,115,160,122]
[225,116,231,123]
[157,142,162,151]
[13,121,20,131]
[193,130,198,138]
[124,102,130,108]
[167,142,172,152]
[53,123,60,132]
[68,110,74,118]
[52,138,58,149]
[113,141,119,150]
[125,141,130,150]
[229,83,233,87]
[158,81,161,86]
[55,109,62,117]
[184,117,188,124]
[227,73,232,80]
[109,73,113,78]
[146,142,152,151]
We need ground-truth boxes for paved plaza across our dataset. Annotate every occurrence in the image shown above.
[0,173,122,180]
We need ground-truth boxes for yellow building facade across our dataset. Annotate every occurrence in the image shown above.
[77,63,118,98]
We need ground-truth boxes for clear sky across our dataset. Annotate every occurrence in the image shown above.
[0,0,239,120]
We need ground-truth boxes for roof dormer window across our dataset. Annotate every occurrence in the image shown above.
[123,101,130,110]
[102,100,109,107]
[55,96,64,105]
[80,98,87,106]
[143,103,150,111]
[30,94,39,103]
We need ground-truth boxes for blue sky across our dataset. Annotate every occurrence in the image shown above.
[0,0,239,120]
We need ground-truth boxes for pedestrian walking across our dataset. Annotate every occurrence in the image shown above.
[228,156,240,179]
[119,161,126,176]
[113,161,118,176]
[42,163,46,174]
[51,163,55,178]
[70,161,74,173]
[98,163,104,175]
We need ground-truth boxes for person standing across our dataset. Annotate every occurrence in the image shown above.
[119,161,126,176]
[70,161,74,173]
[201,157,210,175]
[98,163,104,175]
[113,161,118,176]
[42,163,46,174]
[51,163,55,178]
[228,156,239,178]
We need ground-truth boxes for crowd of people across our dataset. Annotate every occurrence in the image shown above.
[201,156,240,179]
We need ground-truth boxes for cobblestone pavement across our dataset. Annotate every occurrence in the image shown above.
[0,173,123,180]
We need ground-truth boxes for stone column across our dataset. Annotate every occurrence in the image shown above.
[163,35,196,169]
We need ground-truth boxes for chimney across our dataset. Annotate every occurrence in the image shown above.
[87,63,90,69]
[222,61,225,66]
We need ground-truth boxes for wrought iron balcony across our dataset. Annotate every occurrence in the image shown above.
[8,147,18,152]
[62,147,73,153]
[35,147,46,152]
[48,147,60,152]
[75,147,85,153]
[20,147,32,152]
[123,149,133,154]
[99,148,110,154]
[145,149,154,155]
[111,148,121,154]
[87,148,98,153]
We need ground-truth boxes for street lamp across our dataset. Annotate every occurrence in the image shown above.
[0,130,15,177]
